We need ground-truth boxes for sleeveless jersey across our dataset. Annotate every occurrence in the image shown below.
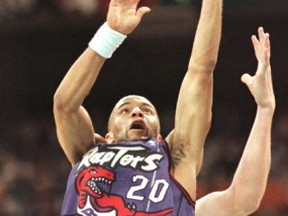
[61,138,195,216]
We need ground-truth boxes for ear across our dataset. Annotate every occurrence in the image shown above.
[157,134,163,142]
[105,132,115,144]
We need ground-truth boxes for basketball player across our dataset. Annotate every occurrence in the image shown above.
[54,0,274,215]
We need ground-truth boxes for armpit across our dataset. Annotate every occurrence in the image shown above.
[170,140,186,167]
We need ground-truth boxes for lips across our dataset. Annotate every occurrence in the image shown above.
[130,119,146,130]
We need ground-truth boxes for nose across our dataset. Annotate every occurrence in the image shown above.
[131,107,143,118]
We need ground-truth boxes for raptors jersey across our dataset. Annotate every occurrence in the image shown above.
[61,138,195,216]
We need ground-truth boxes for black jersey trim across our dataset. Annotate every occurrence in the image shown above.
[161,139,196,208]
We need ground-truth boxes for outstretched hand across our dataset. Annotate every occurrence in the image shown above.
[241,27,275,110]
[107,0,151,35]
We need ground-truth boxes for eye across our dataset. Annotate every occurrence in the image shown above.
[142,108,153,115]
[120,108,130,114]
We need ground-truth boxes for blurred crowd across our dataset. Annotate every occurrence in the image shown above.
[0,107,288,215]
[0,0,195,21]
[0,116,68,215]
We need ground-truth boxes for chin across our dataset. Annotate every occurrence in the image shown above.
[140,136,151,140]
[128,135,151,141]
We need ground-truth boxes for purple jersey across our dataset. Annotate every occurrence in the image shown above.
[61,138,195,216]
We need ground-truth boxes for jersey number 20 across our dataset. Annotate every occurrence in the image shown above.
[126,175,169,203]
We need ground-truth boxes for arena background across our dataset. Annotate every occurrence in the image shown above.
[0,0,288,215]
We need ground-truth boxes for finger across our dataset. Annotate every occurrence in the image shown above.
[262,34,271,65]
[264,33,271,55]
[258,27,266,46]
[258,26,264,35]
[258,27,264,37]
[136,6,151,19]
[251,35,261,59]
[263,47,270,65]
[251,35,259,50]
[241,73,252,85]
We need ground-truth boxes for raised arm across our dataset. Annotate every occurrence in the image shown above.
[167,0,223,200]
[196,27,275,216]
[53,0,150,165]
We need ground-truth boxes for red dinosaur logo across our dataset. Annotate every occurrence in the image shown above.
[76,165,173,216]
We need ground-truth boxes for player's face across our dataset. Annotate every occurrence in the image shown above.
[106,96,161,143]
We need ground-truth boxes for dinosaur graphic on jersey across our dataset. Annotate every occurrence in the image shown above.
[76,165,173,216]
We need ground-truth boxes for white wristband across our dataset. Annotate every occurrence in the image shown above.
[88,22,127,59]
